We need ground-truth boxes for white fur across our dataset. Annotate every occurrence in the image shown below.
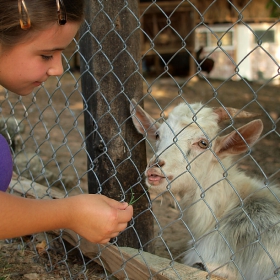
[130,100,280,280]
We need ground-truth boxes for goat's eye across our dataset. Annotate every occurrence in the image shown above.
[198,139,209,149]
[155,132,160,140]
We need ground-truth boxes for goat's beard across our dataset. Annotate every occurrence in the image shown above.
[145,176,169,194]
[146,178,185,209]
[145,174,184,195]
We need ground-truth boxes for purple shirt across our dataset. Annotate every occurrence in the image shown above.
[0,134,13,192]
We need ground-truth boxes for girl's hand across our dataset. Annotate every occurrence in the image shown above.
[66,194,133,244]
[0,192,132,243]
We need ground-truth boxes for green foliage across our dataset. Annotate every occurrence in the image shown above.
[128,186,151,205]
[266,0,280,17]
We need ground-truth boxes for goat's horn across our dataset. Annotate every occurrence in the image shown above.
[213,107,261,122]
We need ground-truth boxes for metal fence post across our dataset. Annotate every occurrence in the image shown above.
[79,0,154,252]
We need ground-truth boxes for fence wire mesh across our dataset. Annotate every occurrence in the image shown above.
[1,0,280,279]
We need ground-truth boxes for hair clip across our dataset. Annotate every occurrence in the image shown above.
[56,0,67,25]
[18,0,31,30]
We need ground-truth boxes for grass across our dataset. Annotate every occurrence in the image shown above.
[128,186,151,205]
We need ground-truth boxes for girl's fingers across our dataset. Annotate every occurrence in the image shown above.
[105,197,129,210]
[117,205,133,223]
[108,222,130,238]
[117,222,130,233]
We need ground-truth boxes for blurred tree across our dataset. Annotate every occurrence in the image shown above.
[266,0,280,17]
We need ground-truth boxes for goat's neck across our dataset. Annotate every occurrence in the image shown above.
[182,162,252,238]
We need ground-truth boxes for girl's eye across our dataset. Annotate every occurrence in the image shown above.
[198,139,209,149]
[41,55,53,61]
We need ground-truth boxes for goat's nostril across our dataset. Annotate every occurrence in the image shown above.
[148,158,165,168]
[157,159,165,167]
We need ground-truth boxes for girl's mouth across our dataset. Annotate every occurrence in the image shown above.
[33,81,43,86]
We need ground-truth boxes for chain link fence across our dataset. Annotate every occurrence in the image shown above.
[1,0,280,279]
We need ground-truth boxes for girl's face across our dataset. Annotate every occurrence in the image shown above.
[0,22,80,96]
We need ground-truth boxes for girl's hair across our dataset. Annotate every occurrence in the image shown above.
[0,0,85,46]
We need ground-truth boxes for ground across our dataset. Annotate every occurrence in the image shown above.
[0,236,104,279]
[0,74,279,279]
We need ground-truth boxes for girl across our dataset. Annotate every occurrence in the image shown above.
[0,0,133,244]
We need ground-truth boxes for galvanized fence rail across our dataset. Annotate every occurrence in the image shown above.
[0,0,280,279]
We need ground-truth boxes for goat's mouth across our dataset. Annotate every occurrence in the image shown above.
[146,168,171,186]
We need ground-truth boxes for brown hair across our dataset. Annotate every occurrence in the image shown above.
[0,0,85,46]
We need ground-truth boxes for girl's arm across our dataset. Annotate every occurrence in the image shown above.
[0,192,133,244]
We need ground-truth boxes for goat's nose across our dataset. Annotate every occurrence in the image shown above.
[158,159,165,167]
[149,157,165,168]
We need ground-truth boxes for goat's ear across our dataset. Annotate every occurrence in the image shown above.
[130,99,159,140]
[215,119,263,158]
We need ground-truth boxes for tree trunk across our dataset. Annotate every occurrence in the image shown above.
[80,0,154,253]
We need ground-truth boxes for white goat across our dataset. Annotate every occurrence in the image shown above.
[130,99,280,280]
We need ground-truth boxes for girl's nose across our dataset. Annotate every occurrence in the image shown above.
[47,55,64,76]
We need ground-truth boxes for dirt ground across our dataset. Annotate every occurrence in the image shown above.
[0,235,105,280]
[1,73,280,279]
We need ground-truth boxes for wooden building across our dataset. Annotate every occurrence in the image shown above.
[139,1,196,75]
[139,0,279,82]
[193,0,279,81]
[64,0,279,82]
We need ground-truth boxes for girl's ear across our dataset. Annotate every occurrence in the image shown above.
[130,99,160,140]
[214,119,263,159]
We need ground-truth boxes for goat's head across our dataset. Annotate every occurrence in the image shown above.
[130,99,263,196]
